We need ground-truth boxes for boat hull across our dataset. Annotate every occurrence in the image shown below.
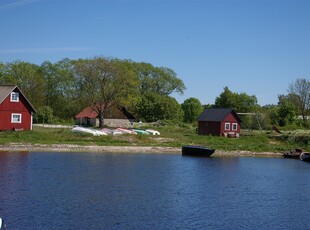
[300,152,310,162]
[283,148,302,159]
[182,145,215,157]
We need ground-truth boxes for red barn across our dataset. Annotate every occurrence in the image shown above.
[0,85,36,131]
[197,108,242,137]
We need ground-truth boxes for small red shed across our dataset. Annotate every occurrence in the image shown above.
[197,108,242,137]
[0,85,36,131]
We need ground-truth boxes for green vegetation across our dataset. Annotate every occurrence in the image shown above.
[0,58,309,130]
[0,126,309,153]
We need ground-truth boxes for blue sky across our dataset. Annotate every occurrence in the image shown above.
[1,0,309,106]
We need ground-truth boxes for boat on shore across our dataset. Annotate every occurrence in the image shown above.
[283,148,303,159]
[182,145,215,157]
[71,126,107,136]
[146,129,160,135]
[300,152,310,162]
[101,128,122,136]
[116,128,137,135]
[131,129,150,135]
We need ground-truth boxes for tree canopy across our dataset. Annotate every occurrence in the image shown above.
[181,97,203,123]
[214,86,258,113]
[73,57,138,127]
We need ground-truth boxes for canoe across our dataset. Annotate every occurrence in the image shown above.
[131,129,150,135]
[116,128,137,135]
[146,129,160,135]
[283,148,302,159]
[72,126,107,136]
[300,152,310,162]
[182,145,215,157]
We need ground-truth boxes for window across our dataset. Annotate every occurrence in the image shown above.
[10,92,19,102]
[11,113,22,123]
[225,122,230,131]
[232,123,238,131]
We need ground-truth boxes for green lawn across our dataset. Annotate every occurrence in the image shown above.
[0,126,309,153]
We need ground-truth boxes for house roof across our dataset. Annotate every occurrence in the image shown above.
[198,108,242,123]
[75,105,135,120]
[0,85,36,112]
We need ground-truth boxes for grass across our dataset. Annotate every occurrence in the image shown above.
[0,125,309,152]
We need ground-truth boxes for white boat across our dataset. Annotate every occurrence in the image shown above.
[0,218,6,230]
[72,126,107,136]
[116,127,137,134]
[146,129,160,135]
[101,128,122,136]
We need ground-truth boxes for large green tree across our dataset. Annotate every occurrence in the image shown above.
[181,97,203,123]
[130,62,186,96]
[41,59,80,120]
[215,86,258,112]
[1,61,45,109]
[287,78,310,122]
[136,92,183,122]
[73,57,138,127]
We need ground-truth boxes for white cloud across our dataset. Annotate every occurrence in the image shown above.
[0,0,40,11]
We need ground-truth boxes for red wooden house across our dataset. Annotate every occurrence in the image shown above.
[0,85,36,131]
[197,108,242,137]
[75,105,135,127]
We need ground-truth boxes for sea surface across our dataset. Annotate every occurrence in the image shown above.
[0,151,309,230]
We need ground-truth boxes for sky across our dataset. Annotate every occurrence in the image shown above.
[1,0,310,106]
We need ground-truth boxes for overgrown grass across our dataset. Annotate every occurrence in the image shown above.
[0,126,309,152]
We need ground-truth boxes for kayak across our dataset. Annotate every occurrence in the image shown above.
[146,129,160,135]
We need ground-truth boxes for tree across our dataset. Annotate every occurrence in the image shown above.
[130,62,186,96]
[215,86,258,112]
[136,92,183,122]
[277,97,296,126]
[181,97,203,123]
[41,59,79,120]
[73,57,138,127]
[287,78,310,122]
[1,61,45,109]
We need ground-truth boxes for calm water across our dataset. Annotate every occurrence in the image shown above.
[0,151,310,230]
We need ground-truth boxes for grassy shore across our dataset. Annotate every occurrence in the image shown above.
[0,125,309,155]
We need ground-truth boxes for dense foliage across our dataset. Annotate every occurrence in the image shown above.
[0,58,309,130]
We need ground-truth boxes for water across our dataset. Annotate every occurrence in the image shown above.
[0,152,310,229]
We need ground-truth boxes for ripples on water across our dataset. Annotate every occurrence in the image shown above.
[0,152,310,229]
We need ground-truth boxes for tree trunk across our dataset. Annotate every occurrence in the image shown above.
[98,111,105,128]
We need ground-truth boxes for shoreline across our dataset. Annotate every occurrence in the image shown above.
[0,143,283,157]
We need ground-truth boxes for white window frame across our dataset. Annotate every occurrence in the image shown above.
[10,92,19,102]
[225,122,230,131]
[232,123,238,131]
[11,113,22,123]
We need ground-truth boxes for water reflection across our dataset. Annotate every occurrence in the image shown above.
[0,152,309,229]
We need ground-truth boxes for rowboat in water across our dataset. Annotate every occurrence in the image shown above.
[182,145,215,157]
[300,152,310,162]
[283,148,303,159]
